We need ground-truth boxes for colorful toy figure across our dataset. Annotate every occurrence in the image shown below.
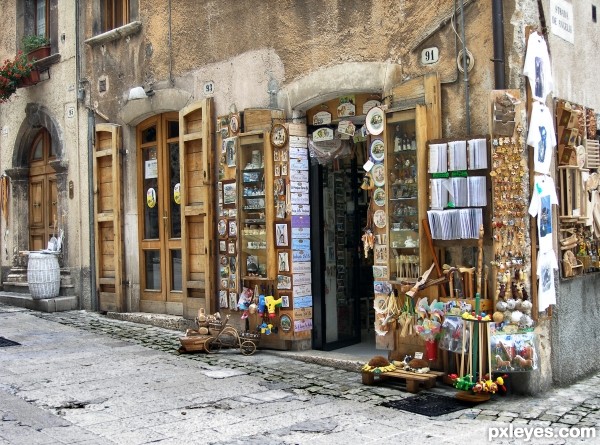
[265,295,282,318]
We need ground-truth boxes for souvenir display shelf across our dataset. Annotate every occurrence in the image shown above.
[238,132,275,280]
[384,110,421,282]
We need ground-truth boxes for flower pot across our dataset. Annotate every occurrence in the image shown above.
[425,339,438,361]
[26,45,51,62]
[19,69,41,87]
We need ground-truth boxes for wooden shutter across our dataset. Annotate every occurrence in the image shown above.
[179,98,215,319]
[93,124,124,312]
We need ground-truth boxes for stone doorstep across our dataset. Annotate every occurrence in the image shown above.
[0,291,78,312]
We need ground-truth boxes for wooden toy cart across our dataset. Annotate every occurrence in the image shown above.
[178,315,259,355]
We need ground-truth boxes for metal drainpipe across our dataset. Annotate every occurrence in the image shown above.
[87,109,97,311]
[459,0,471,135]
[492,0,506,89]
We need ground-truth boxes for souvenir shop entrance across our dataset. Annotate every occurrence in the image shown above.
[309,135,374,351]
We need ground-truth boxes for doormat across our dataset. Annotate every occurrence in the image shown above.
[380,392,472,417]
[0,337,21,347]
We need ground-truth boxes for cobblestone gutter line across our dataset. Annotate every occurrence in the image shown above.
[6,305,600,429]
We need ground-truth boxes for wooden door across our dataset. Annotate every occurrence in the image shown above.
[93,124,124,312]
[28,128,58,251]
[138,113,184,314]
[179,99,215,319]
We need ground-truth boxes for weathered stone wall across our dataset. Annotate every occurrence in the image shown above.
[0,0,89,306]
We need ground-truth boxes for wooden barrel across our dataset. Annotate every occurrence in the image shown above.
[27,252,60,299]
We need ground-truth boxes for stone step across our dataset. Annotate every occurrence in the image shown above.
[0,291,78,312]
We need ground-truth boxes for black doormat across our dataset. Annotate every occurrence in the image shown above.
[0,337,21,347]
[380,392,473,417]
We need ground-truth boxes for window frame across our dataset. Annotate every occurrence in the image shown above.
[102,0,130,33]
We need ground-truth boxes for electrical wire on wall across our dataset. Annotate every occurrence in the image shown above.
[458,0,472,135]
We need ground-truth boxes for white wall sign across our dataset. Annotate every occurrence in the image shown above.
[421,47,439,65]
[550,0,574,44]
[67,106,75,118]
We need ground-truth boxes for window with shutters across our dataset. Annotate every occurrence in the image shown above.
[102,0,130,32]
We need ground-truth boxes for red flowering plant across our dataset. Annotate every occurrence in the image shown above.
[0,51,34,103]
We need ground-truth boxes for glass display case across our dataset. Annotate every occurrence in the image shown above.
[385,110,420,281]
[238,132,273,280]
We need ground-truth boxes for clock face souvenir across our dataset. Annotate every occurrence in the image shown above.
[271,123,288,148]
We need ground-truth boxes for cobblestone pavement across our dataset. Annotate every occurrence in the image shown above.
[1,303,599,444]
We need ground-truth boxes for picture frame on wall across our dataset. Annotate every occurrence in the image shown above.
[278,251,290,272]
[228,220,238,238]
[277,274,292,289]
[276,200,286,219]
[281,295,290,308]
[222,180,236,206]
[219,240,227,253]
[229,292,238,310]
[224,137,237,167]
[219,290,228,308]
[275,223,289,247]
[228,241,236,255]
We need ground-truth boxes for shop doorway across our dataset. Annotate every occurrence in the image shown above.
[310,143,374,350]
[137,113,183,314]
[28,128,58,251]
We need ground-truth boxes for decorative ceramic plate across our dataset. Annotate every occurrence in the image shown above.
[366,107,384,135]
[370,138,385,162]
[271,123,288,148]
[218,219,227,236]
[372,164,385,187]
[373,209,387,228]
[373,187,386,206]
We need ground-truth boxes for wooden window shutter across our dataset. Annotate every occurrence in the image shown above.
[93,124,125,312]
[179,98,215,319]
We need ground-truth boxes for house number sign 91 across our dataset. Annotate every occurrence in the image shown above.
[203,81,215,95]
[421,47,439,65]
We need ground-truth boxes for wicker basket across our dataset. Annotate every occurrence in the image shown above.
[27,252,60,299]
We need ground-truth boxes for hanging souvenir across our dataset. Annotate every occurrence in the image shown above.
[173,183,181,205]
[365,107,384,135]
[337,95,356,117]
[370,139,385,162]
[361,229,375,258]
[373,209,387,228]
[373,187,385,207]
[146,188,157,208]
[270,123,288,148]
[372,164,385,187]
[313,111,332,125]
[229,113,241,135]
[218,219,227,236]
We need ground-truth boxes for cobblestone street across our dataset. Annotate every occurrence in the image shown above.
[1,303,599,444]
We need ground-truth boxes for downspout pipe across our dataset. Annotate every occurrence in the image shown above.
[492,0,506,89]
[459,0,471,135]
[88,109,97,311]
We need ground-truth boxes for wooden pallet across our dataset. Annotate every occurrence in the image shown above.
[586,139,600,169]
[361,369,445,393]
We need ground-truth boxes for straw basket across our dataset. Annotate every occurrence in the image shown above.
[27,252,60,299]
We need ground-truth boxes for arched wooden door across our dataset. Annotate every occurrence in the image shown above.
[29,128,58,251]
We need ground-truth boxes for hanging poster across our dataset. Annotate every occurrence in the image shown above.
[291,193,309,204]
[145,159,158,179]
[292,226,310,239]
[290,181,309,193]
[293,283,312,297]
[293,272,312,285]
[294,318,313,332]
[292,262,311,273]
[290,158,309,170]
[294,295,313,308]
[293,249,311,262]
[289,146,308,159]
[292,238,310,250]
[292,215,310,227]
[292,204,310,215]
[290,170,309,182]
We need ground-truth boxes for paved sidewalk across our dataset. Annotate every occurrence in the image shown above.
[1,303,599,444]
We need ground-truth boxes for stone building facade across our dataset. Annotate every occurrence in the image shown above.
[1,1,599,392]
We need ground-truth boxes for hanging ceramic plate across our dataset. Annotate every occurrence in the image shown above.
[370,138,385,162]
[218,219,227,236]
[373,209,387,228]
[366,106,384,135]
[373,187,385,207]
[372,163,385,187]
